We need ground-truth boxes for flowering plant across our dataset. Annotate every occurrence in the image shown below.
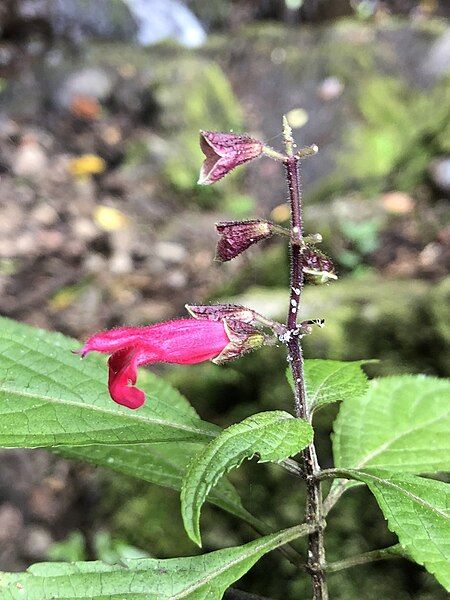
[0,119,448,600]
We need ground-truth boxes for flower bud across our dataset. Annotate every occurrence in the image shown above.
[198,130,263,185]
[215,219,274,262]
[186,303,286,336]
[301,246,337,284]
[186,303,257,324]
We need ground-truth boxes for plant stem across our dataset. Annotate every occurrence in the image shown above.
[283,118,328,600]
[244,510,306,569]
[322,481,349,517]
[325,546,401,573]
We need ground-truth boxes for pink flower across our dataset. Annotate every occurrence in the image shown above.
[76,317,264,409]
[198,130,263,185]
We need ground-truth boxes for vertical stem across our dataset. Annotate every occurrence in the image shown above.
[283,120,328,600]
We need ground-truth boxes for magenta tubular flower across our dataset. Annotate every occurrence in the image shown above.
[77,319,229,409]
[76,318,263,409]
[198,130,263,185]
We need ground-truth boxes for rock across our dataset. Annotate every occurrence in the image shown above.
[32,203,58,226]
[124,0,206,47]
[317,76,344,101]
[166,270,187,289]
[0,504,23,543]
[21,526,53,560]
[429,157,450,193]
[56,67,115,110]
[50,0,138,42]
[154,241,187,264]
[7,0,206,48]
[12,135,48,179]
[380,192,415,215]
[422,28,450,81]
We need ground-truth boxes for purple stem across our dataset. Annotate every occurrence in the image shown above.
[284,155,328,600]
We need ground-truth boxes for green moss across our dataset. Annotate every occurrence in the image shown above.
[155,57,244,198]
[338,75,450,196]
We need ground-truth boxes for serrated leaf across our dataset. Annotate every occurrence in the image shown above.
[342,469,450,590]
[181,411,313,546]
[333,375,450,473]
[304,359,371,411]
[286,359,370,412]
[0,523,312,600]
[58,442,253,526]
[0,317,218,447]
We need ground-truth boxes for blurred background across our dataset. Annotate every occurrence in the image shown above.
[0,1,449,598]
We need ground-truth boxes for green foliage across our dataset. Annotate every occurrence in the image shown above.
[338,217,383,268]
[47,531,149,564]
[339,76,450,195]
[0,317,217,446]
[0,523,311,600]
[47,532,86,563]
[58,442,250,525]
[181,411,313,545]
[333,375,450,473]
[1,315,449,595]
[342,469,450,591]
[287,359,370,412]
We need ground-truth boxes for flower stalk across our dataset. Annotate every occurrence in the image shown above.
[282,117,328,599]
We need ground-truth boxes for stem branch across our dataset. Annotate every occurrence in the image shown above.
[283,121,328,600]
[325,546,401,573]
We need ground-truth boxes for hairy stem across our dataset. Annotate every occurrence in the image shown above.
[283,119,328,600]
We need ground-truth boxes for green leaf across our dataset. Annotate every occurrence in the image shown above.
[286,359,370,412]
[58,442,253,526]
[0,318,267,528]
[333,375,450,473]
[181,411,313,546]
[341,469,450,591]
[0,317,218,447]
[304,359,371,411]
[0,523,312,599]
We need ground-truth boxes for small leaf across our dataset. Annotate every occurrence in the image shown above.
[0,317,218,447]
[286,359,370,412]
[181,411,313,546]
[333,375,450,473]
[0,523,312,599]
[342,469,450,591]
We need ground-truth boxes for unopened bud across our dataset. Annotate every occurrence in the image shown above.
[215,219,274,262]
[185,303,257,324]
[303,233,323,245]
[198,130,263,185]
[301,246,337,284]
